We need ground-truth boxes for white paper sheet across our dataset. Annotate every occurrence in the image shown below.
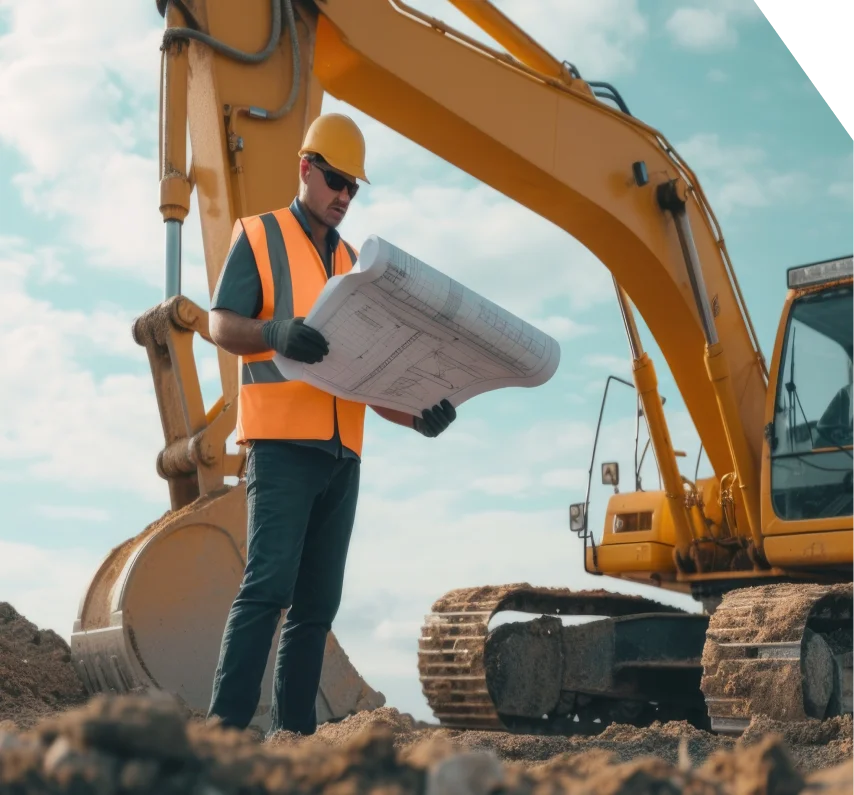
[273,235,561,415]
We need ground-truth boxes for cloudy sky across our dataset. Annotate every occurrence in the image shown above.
[0,0,851,721]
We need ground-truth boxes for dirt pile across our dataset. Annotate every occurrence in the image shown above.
[0,603,88,731]
[1,603,852,793]
[740,714,853,775]
[269,708,736,767]
[0,694,851,794]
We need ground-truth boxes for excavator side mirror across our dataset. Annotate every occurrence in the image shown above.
[602,462,620,487]
[569,503,586,533]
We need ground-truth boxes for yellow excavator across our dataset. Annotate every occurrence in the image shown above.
[69,0,852,735]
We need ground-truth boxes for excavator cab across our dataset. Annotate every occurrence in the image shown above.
[767,256,853,524]
[579,255,853,581]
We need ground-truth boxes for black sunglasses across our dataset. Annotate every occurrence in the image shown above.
[312,161,359,198]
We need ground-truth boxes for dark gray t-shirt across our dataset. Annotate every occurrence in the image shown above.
[212,198,359,461]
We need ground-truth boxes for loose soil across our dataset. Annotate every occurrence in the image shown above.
[0,603,88,731]
[1,602,851,794]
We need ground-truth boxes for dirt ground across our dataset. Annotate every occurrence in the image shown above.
[1,601,851,794]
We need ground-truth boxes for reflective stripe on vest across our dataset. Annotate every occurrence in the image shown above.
[233,207,366,454]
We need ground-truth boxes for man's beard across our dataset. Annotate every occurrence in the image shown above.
[308,200,345,228]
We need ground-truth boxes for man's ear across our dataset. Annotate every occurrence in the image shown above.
[299,157,311,184]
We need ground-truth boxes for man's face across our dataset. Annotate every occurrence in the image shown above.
[300,157,359,228]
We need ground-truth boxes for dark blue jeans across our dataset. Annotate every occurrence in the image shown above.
[207,440,360,735]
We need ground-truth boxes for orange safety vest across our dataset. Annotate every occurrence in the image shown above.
[233,206,367,456]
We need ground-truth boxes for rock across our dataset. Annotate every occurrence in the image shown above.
[426,750,505,795]
[57,693,191,760]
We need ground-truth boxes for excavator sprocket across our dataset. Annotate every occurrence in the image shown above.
[418,583,709,734]
[701,582,853,735]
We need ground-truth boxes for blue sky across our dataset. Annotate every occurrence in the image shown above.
[0,0,851,721]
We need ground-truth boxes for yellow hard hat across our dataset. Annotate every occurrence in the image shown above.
[299,113,370,183]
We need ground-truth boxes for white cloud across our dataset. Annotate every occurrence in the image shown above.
[358,396,701,520]
[708,68,728,83]
[666,0,761,51]
[540,468,588,490]
[372,620,424,642]
[666,8,737,50]
[197,350,223,385]
[34,505,111,522]
[829,182,851,200]
[0,240,165,501]
[534,316,596,341]
[828,155,852,201]
[0,1,206,290]
[471,473,534,496]
[0,541,102,643]
[584,353,632,373]
[675,133,810,214]
[342,183,614,320]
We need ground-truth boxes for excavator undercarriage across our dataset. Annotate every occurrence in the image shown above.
[418,582,853,736]
[418,585,710,734]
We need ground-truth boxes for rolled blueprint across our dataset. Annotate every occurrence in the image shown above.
[273,235,561,415]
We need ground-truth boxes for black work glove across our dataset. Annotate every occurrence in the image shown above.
[262,317,329,364]
[413,399,457,438]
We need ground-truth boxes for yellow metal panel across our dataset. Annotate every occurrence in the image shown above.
[764,531,853,567]
[586,541,677,574]
[600,490,675,547]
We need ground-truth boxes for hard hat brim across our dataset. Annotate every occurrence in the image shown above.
[299,149,370,184]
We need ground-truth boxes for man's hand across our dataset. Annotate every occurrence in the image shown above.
[413,399,457,438]
[262,318,329,364]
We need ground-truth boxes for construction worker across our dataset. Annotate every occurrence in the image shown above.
[205,113,457,737]
[816,353,853,448]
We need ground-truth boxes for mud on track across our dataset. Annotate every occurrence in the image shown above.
[1,602,851,794]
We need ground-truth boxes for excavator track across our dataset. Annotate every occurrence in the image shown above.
[701,582,853,735]
[418,583,706,733]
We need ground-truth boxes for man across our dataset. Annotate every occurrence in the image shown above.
[815,354,853,448]
[205,113,457,736]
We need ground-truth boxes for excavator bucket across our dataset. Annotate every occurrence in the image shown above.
[69,296,384,730]
[69,481,384,730]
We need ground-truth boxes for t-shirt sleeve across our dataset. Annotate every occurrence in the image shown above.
[210,230,263,318]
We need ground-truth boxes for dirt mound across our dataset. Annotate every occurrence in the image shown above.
[0,603,88,730]
[1,603,851,793]
[0,693,850,794]
[740,714,853,775]
[269,706,423,749]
